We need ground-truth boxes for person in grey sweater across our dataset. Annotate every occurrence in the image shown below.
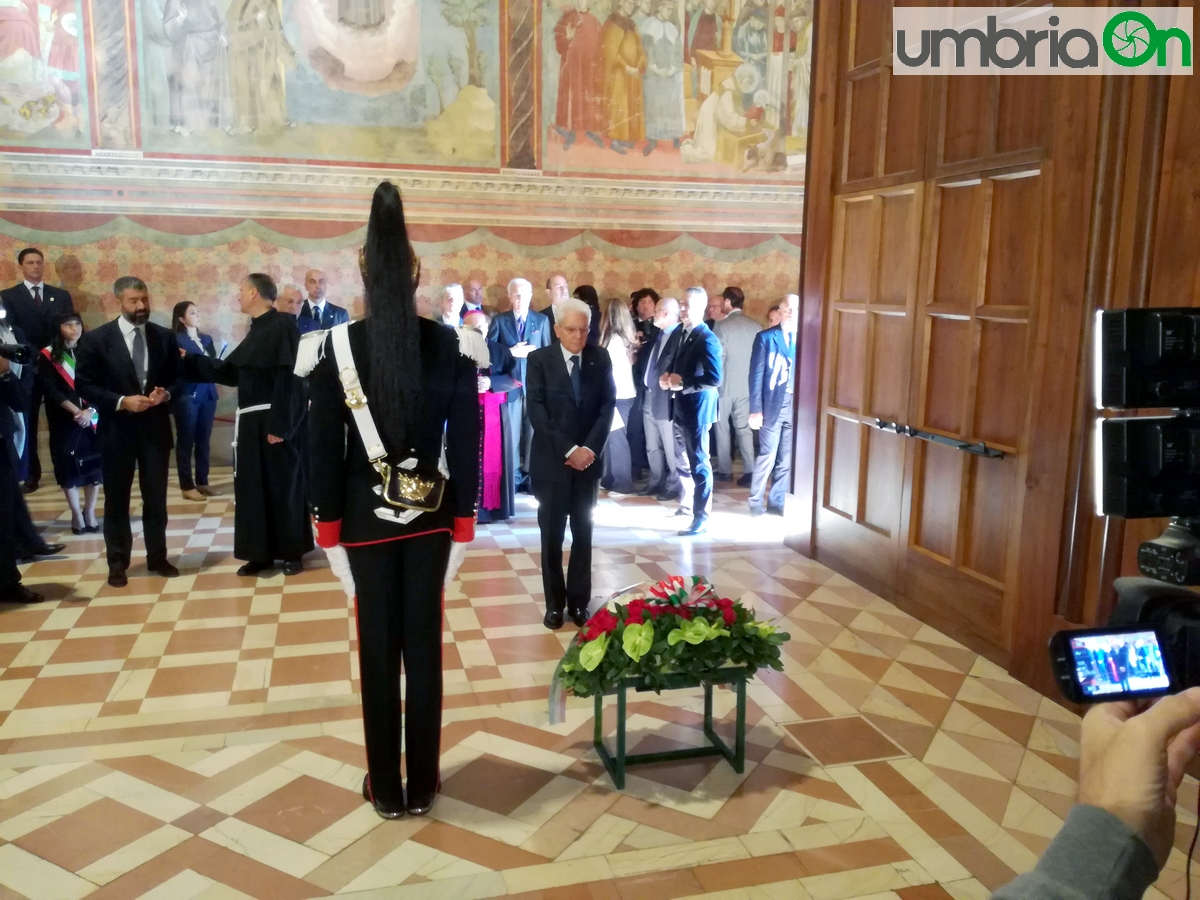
[993,687,1200,900]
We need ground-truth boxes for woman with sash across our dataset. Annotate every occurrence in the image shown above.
[306,182,480,819]
[37,312,101,535]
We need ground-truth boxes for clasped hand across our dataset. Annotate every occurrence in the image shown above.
[121,387,168,413]
[659,373,683,391]
[566,447,595,470]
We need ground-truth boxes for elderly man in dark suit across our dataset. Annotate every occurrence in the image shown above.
[76,276,184,587]
[748,294,798,516]
[300,269,351,329]
[1,247,75,493]
[526,298,616,629]
[666,287,723,536]
[488,278,552,494]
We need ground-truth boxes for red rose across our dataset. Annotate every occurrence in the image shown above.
[722,607,736,625]
[582,608,619,641]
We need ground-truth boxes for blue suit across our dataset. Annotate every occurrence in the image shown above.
[174,331,218,491]
[296,315,321,336]
[667,323,722,521]
[488,309,552,489]
[748,326,795,513]
[301,300,350,330]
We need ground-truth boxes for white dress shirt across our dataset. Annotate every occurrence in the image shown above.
[304,299,326,321]
[605,336,636,401]
[559,343,588,462]
[23,279,43,299]
[116,315,152,409]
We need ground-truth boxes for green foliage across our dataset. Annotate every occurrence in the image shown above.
[555,577,791,698]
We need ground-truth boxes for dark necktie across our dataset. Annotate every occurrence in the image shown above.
[305,303,318,322]
[516,316,526,342]
[31,285,41,306]
[132,326,146,391]
[569,355,581,403]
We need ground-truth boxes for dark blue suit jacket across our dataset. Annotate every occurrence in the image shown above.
[526,344,616,484]
[641,325,682,421]
[668,323,722,429]
[487,309,552,399]
[176,332,219,403]
[748,326,795,424]
[301,301,350,330]
[0,282,74,350]
[296,315,321,336]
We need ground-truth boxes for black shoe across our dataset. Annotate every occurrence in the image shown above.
[656,491,681,502]
[767,507,786,517]
[639,486,660,497]
[108,568,127,588]
[407,794,436,816]
[678,518,708,536]
[0,584,44,604]
[737,474,753,488]
[569,608,588,628]
[34,543,66,557]
[71,527,85,536]
[282,560,303,576]
[21,479,38,494]
[543,609,564,630]
[362,775,404,820]
[674,507,691,517]
[237,561,273,577]
[714,473,733,483]
[149,562,180,578]
[749,505,766,518]
[85,525,100,534]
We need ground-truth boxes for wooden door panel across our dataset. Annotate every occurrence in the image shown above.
[974,320,1028,448]
[840,198,877,299]
[943,78,994,164]
[850,0,888,68]
[883,73,924,176]
[863,428,906,535]
[833,311,867,410]
[922,317,970,433]
[869,313,908,420]
[877,193,917,303]
[962,455,1016,585]
[931,183,985,308]
[826,415,861,517]
[984,175,1043,306]
[905,549,1005,639]
[846,74,882,182]
[996,77,1049,155]
[913,442,961,561]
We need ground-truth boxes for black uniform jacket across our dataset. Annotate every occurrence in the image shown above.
[308,319,480,545]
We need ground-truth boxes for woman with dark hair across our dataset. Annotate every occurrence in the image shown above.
[307,182,480,820]
[572,284,602,346]
[37,312,101,534]
[599,298,639,496]
[172,301,219,501]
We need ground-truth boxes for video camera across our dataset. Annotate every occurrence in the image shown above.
[1051,308,1200,702]
[0,343,32,366]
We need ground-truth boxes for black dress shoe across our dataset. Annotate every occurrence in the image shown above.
[544,609,564,630]
[237,561,273,577]
[0,584,44,604]
[282,560,303,576]
[85,525,101,534]
[678,518,708,536]
[737,474,753,488]
[21,480,38,494]
[71,527,85,536]
[362,775,404,820]
[639,486,660,497]
[569,608,588,628]
[34,543,66,557]
[108,568,128,588]
[673,507,691,517]
[714,472,733,483]
[406,794,436,816]
[149,562,180,578]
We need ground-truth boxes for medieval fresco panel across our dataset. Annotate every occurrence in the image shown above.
[541,0,810,180]
[0,0,89,148]
[135,0,501,164]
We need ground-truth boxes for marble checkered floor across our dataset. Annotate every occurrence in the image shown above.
[1,467,1196,900]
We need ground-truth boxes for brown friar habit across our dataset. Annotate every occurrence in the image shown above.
[186,308,313,563]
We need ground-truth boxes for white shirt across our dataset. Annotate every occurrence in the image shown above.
[116,315,154,409]
[304,299,326,320]
[605,336,637,400]
[559,344,588,462]
[23,279,43,300]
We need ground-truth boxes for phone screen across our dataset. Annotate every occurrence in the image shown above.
[1068,630,1170,698]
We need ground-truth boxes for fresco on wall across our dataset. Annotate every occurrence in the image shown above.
[0,0,89,148]
[542,0,810,180]
[134,0,501,164]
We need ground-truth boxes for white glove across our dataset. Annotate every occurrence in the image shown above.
[325,544,356,601]
[445,541,467,586]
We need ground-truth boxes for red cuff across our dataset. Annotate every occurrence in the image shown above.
[315,519,342,548]
[452,517,475,543]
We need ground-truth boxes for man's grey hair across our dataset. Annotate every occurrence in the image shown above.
[442,283,464,300]
[555,297,592,325]
[684,286,708,304]
[507,277,532,294]
[113,276,147,297]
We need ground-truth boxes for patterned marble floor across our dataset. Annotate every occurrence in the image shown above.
[1,466,1195,900]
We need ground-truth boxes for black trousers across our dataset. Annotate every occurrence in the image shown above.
[20,381,43,483]
[101,435,170,570]
[0,457,21,591]
[173,393,216,490]
[601,398,636,494]
[503,392,533,490]
[347,532,451,807]
[627,391,648,474]
[534,471,598,614]
[676,416,714,521]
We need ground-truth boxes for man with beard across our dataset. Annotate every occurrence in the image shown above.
[76,277,183,587]
[184,273,312,576]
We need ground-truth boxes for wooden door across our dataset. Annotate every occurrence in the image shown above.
[899,168,1046,650]
[814,185,923,592]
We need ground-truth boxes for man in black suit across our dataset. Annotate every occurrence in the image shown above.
[300,269,351,329]
[641,296,686,502]
[526,299,616,629]
[76,277,183,587]
[488,278,552,493]
[665,287,723,536]
[628,287,660,480]
[0,247,75,492]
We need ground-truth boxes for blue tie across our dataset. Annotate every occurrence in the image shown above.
[569,355,581,403]
[517,317,526,342]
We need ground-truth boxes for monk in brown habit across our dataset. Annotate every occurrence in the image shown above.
[601,0,646,149]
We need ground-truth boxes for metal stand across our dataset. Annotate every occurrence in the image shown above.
[592,669,747,790]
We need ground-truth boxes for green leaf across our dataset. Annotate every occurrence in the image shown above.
[579,633,610,672]
[622,621,655,662]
